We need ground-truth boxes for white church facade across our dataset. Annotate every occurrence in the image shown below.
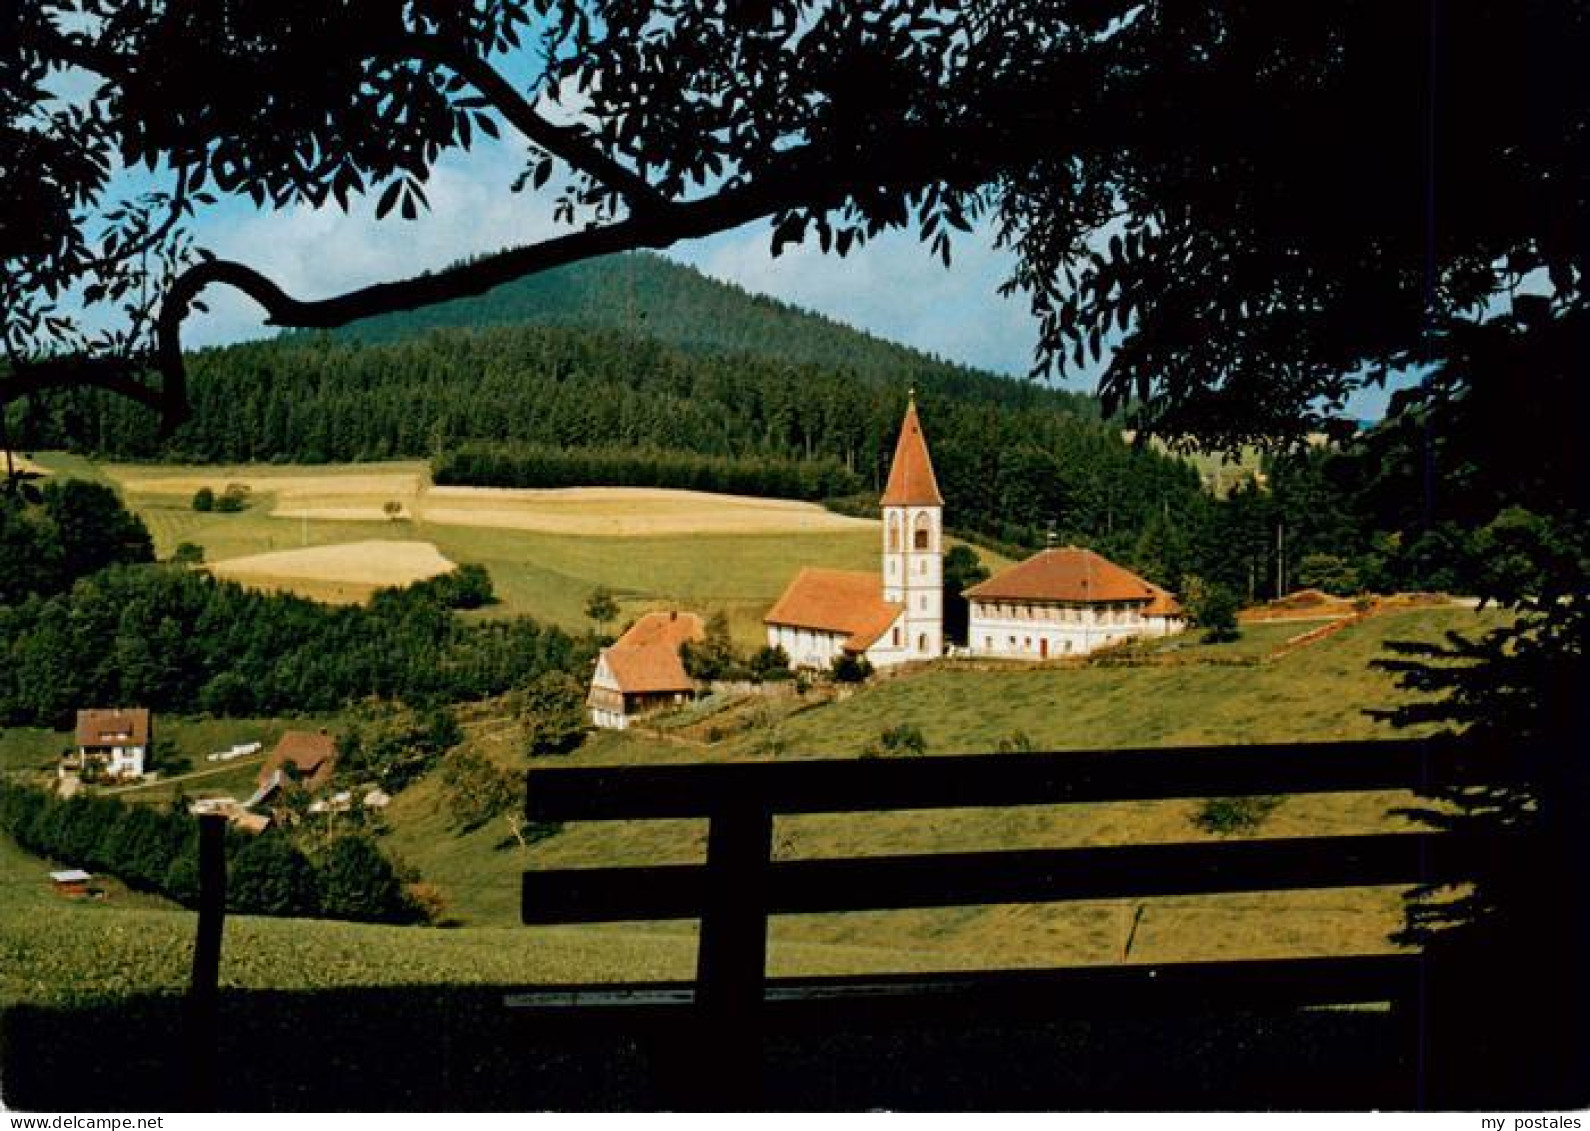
[765,395,944,670]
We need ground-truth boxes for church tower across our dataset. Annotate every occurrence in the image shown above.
[880,391,944,659]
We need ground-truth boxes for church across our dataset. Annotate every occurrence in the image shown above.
[764,394,944,669]
[765,396,1183,668]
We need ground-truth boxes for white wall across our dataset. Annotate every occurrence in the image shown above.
[768,624,848,670]
[968,600,1165,659]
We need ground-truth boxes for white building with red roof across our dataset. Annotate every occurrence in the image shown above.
[588,610,706,729]
[965,546,1185,659]
[764,395,944,669]
[65,708,152,780]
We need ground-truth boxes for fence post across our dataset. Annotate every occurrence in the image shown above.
[693,800,773,1109]
[187,813,227,1110]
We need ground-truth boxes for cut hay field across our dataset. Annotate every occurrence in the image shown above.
[31,454,916,645]
[208,539,456,603]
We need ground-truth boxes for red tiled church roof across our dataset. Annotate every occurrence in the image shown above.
[764,568,903,652]
[965,547,1167,605]
[879,395,944,507]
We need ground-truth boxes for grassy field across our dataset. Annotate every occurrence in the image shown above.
[1,715,342,800]
[0,601,1496,1043]
[31,454,921,646]
[374,604,1496,966]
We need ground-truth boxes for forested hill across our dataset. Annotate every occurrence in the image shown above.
[328,252,1083,409]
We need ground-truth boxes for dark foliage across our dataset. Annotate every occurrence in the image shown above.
[0,564,588,727]
[517,671,589,759]
[0,480,154,605]
[0,782,422,925]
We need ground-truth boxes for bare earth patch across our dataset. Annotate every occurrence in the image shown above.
[208,539,455,603]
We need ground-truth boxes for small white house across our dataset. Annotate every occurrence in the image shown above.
[65,708,152,780]
[588,611,705,730]
[965,547,1184,660]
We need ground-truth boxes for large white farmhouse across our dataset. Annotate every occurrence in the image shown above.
[765,395,944,669]
[964,547,1184,659]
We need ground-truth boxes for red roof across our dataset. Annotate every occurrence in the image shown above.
[598,611,704,694]
[75,709,150,748]
[1144,583,1184,618]
[965,547,1167,605]
[879,396,944,507]
[764,568,903,652]
[614,610,705,651]
[259,731,337,790]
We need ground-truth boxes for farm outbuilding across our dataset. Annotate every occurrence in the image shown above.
[588,610,705,730]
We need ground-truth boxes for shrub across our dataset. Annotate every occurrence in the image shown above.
[170,541,205,565]
[1193,796,1282,836]
[996,730,1035,753]
[230,833,321,917]
[1190,581,1241,643]
[316,834,420,924]
[520,671,588,757]
[877,722,927,756]
[830,654,873,683]
[212,483,251,512]
[191,487,215,512]
[749,644,792,681]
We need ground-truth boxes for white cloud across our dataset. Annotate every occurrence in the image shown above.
[671,220,1045,379]
[183,139,557,348]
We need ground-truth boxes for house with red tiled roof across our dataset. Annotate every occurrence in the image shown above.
[257,730,338,793]
[588,610,705,730]
[765,394,944,669]
[64,708,152,780]
[965,546,1185,659]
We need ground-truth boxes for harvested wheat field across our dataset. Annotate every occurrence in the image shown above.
[208,539,455,603]
[109,460,872,536]
[112,463,429,522]
[418,485,874,536]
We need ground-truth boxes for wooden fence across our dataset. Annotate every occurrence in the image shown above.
[516,736,1517,1107]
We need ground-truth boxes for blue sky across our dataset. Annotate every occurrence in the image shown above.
[179,132,1054,383]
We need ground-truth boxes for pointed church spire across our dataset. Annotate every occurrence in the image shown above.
[880,393,944,507]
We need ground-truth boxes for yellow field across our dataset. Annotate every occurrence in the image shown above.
[207,539,456,603]
[2,450,46,476]
[110,461,870,535]
[34,455,905,645]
